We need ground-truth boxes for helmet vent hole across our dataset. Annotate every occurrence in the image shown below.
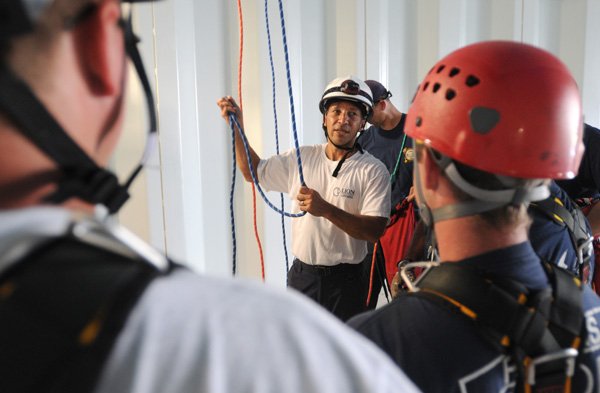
[466,75,480,87]
[436,65,446,73]
[416,117,423,127]
[449,67,460,77]
[469,107,500,134]
[423,82,430,91]
[445,89,456,101]
[432,83,441,93]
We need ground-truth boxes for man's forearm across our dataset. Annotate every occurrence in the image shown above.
[321,203,388,242]
[233,126,261,183]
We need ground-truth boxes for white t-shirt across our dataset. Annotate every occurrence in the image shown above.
[0,207,420,393]
[257,144,391,265]
[96,269,420,393]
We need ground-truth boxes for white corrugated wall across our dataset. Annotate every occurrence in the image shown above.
[113,0,600,287]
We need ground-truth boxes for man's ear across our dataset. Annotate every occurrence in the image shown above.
[73,1,124,96]
[422,148,441,191]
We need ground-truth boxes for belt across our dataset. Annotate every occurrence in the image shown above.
[293,258,362,276]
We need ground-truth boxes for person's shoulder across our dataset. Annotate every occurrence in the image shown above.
[360,150,390,173]
[349,294,439,333]
[585,123,600,138]
[359,126,376,147]
[296,143,325,157]
[98,269,420,393]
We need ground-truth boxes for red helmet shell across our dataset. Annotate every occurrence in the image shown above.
[405,41,584,179]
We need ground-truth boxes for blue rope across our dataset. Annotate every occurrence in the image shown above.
[264,0,290,271]
[277,0,305,187]
[229,114,306,218]
[229,117,238,275]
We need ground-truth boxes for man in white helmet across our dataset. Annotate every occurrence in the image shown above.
[218,76,391,321]
[0,1,421,392]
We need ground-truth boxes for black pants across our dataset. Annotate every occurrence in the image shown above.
[287,258,367,321]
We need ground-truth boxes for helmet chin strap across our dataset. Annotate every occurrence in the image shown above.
[0,11,156,216]
[414,149,550,225]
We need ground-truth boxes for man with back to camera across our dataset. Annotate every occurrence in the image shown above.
[217,75,391,321]
[349,41,600,392]
[0,1,421,392]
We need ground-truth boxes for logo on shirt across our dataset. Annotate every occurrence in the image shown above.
[333,187,355,199]
[403,147,414,163]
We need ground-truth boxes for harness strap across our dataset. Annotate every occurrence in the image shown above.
[0,65,130,214]
[0,237,168,393]
[531,196,593,279]
[413,262,583,392]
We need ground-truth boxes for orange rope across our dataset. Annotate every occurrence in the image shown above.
[237,0,266,281]
[366,242,378,306]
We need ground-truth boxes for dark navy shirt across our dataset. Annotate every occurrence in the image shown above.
[360,115,413,209]
[529,181,595,279]
[557,123,600,199]
[349,242,600,393]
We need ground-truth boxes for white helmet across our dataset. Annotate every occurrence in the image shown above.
[319,76,373,117]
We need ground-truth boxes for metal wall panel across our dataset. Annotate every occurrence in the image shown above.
[120,0,600,286]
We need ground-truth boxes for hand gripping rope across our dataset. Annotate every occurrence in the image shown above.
[229,115,306,219]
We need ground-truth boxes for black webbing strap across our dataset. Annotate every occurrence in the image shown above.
[413,262,583,392]
[0,237,167,393]
[531,197,592,279]
[332,142,364,178]
[0,66,130,213]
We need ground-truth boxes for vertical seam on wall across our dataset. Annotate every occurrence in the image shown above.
[521,0,525,41]
[150,2,169,256]
[364,0,368,76]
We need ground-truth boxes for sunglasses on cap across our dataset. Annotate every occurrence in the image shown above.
[375,90,393,103]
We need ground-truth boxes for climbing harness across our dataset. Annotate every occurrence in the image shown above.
[402,261,584,393]
[531,195,594,282]
[0,208,171,392]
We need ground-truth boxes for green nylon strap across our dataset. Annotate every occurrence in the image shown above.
[389,133,407,185]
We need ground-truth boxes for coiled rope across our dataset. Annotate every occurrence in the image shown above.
[229,115,306,218]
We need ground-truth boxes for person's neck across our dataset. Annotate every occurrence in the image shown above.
[379,107,404,131]
[325,140,356,161]
[0,118,95,213]
[434,215,529,262]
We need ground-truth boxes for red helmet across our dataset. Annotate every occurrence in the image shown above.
[405,41,584,179]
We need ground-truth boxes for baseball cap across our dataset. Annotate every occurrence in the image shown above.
[365,80,392,103]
